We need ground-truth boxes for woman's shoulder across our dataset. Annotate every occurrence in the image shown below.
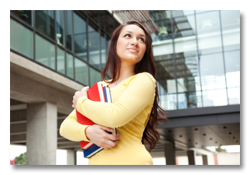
[135,72,156,83]
[126,72,156,86]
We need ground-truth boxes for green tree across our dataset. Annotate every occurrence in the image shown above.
[15,152,26,165]
[216,146,226,152]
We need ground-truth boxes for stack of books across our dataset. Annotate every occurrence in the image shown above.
[75,82,117,158]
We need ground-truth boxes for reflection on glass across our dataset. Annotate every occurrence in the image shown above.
[101,35,106,69]
[174,15,197,58]
[56,11,64,46]
[196,11,223,55]
[155,59,176,93]
[90,67,101,87]
[158,82,177,110]
[149,10,172,41]
[176,57,201,92]
[106,35,111,59]
[11,10,32,26]
[224,50,240,88]
[35,10,55,40]
[195,10,215,14]
[88,23,101,69]
[66,10,73,51]
[153,42,174,60]
[200,53,226,90]
[172,10,194,17]
[75,58,88,85]
[173,15,196,39]
[202,89,227,107]
[178,91,202,109]
[228,87,240,105]
[35,34,55,69]
[73,12,87,61]
[221,10,240,51]
[10,19,33,59]
[57,47,65,75]
[66,53,74,79]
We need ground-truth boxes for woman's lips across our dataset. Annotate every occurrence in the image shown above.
[127,48,138,53]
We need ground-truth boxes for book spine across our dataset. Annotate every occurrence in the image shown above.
[98,83,105,102]
[103,86,107,102]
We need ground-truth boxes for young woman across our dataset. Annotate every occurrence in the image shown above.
[60,20,167,165]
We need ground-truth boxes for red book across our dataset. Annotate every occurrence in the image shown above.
[76,82,105,150]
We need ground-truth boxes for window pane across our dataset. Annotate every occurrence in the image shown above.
[153,42,174,60]
[200,53,226,90]
[35,34,55,69]
[75,58,88,84]
[35,10,55,40]
[66,53,74,79]
[196,10,215,14]
[57,47,65,75]
[228,87,240,105]
[155,59,176,93]
[224,50,240,88]
[88,22,101,69]
[202,89,227,107]
[66,10,73,51]
[172,10,194,17]
[11,10,33,26]
[176,57,201,92]
[90,67,101,87]
[10,19,33,59]
[221,10,240,52]
[173,15,196,39]
[56,10,64,46]
[196,11,223,55]
[158,82,177,110]
[178,91,202,109]
[106,37,110,59]
[101,34,106,70]
[73,12,87,61]
[173,15,197,59]
[149,10,172,42]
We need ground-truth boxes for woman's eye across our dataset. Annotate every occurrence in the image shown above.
[139,38,145,42]
[125,34,130,37]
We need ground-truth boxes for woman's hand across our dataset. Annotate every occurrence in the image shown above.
[86,124,120,149]
[72,86,89,108]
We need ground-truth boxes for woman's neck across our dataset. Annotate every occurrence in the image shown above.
[115,62,135,84]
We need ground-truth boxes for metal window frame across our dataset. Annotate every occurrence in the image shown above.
[219,10,230,105]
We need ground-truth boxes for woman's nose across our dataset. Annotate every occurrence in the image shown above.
[131,37,138,46]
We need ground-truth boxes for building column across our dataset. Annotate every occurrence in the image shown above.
[67,150,76,165]
[187,150,196,165]
[202,155,208,165]
[164,142,176,165]
[26,102,57,165]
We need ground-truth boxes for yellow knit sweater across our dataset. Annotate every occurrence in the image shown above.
[60,72,156,165]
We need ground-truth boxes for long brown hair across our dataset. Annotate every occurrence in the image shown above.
[101,20,168,152]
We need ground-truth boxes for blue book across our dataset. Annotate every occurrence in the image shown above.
[83,143,104,158]
[83,85,117,158]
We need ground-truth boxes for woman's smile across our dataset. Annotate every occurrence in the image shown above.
[127,47,138,53]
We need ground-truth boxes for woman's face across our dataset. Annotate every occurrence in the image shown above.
[116,24,146,65]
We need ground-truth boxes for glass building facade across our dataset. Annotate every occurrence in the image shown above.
[10,10,240,111]
[10,10,117,87]
[147,10,240,110]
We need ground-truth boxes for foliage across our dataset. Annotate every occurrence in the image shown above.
[18,10,28,18]
[14,152,26,165]
[216,146,226,152]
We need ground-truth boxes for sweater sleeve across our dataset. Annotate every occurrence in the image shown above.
[59,109,91,142]
[76,72,156,128]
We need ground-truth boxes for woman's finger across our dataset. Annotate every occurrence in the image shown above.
[100,125,114,133]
